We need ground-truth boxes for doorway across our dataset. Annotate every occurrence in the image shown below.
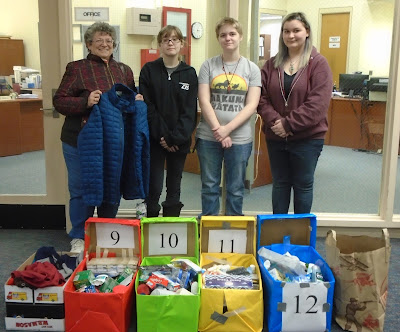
[0,0,70,229]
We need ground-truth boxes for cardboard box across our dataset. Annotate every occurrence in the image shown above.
[5,317,65,331]
[136,217,201,332]
[198,216,263,332]
[257,214,335,332]
[4,251,77,331]
[64,217,141,332]
[5,253,71,304]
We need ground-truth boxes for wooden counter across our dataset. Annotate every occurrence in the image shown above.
[0,98,44,157]
[183,97,386,189]
[325,97,386,151]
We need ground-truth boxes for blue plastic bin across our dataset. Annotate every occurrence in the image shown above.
[256,214,335,332]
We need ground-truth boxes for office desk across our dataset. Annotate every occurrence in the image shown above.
[325,97,386,151]
[0,98,44,157]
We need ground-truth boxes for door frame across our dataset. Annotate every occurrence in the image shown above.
[0,0,72,230]
[318,7,352,74]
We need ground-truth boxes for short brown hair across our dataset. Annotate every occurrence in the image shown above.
[215,17,243,38]
[157,25,184,45]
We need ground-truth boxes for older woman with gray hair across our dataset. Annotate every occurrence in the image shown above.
[53,22,144,253]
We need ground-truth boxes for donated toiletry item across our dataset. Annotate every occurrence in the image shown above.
[258,247,306,276]
[190,281,198,295]
[137,283,151,295]
[91,274,109,286]
[73,270,95,289]
[99,276,119,293]
[116,267,134,285]
[150,287,176,296]
[170,258,202,273]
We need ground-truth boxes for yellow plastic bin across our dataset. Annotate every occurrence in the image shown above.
[198,216,263,332]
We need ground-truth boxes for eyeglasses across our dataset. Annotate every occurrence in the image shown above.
[93,39,114,46]
[161,37,181,45]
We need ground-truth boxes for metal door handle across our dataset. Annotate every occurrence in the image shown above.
[40,107,59,118]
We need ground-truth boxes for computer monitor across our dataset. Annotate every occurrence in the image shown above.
[339,73,369,97]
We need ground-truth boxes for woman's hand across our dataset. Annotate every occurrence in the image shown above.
[160,137,179,152]
[212,125,231,142]
[135,93,144,101]
[87,90,102,108]
[220,136,232,149]
[271,119,292,138]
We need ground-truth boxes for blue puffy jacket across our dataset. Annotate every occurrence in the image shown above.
[77,83,149,206]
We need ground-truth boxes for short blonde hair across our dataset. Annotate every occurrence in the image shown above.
[215,17,243,38]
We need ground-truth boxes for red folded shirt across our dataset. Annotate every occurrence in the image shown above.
[11,261,65,289]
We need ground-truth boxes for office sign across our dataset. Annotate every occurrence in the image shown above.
[329,36,340,42]
[75,7,109,21]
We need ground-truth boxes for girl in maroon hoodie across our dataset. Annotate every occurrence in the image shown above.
[257,12,332,214]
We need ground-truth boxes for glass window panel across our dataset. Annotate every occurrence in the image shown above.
[253,1,394,215]
[167,12,188,37]
[64,0,398,217]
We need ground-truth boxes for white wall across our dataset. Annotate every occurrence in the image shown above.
[72,0,208,77]
[0,1,394,81]
[285,0,394,76]
[0,1,41,71]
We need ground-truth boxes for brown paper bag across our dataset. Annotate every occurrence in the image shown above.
[325,229,391,332]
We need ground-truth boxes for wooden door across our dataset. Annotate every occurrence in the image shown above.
[0,39,25,75]
[259,34,271,60]
[320,13,350,88]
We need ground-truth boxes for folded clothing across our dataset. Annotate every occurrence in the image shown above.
[34,246,79,271]
[11,261,65,289]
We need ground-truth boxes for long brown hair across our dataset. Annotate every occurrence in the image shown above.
[273,12,313,69]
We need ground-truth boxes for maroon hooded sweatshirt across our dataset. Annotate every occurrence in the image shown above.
[258,47,333,141]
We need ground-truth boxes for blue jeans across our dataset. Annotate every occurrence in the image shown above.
[62,143,119,239]
[267,139,324,214]
[197,138,252,216]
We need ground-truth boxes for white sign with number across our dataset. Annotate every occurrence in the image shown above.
[148,223,188,255]
[95,223,135,248]
[281,282,327,331]
[208,230,247,253]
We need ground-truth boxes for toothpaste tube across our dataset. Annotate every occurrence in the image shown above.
[146,273,170,290]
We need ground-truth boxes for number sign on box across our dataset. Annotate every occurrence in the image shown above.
[95,223,135,248]
[148,223,188,256]
[281,282,328,332]
[208,230,247,253]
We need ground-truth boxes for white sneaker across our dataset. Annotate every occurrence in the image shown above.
[70,238,85,253]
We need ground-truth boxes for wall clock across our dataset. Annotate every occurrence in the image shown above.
[191,22,203,39]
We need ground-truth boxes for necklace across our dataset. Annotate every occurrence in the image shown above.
[221,55,241,93]
[222,62,237,74]
[278,67,305,107]
[288,56,300,75]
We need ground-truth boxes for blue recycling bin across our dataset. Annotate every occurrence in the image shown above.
[256,214,335,332]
